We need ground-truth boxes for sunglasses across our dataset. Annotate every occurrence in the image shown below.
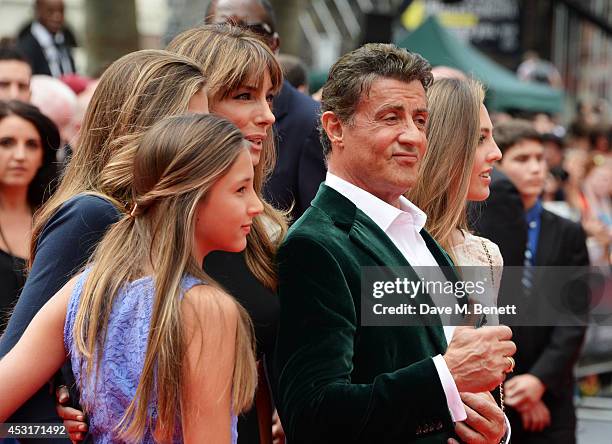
[238,21,276,39]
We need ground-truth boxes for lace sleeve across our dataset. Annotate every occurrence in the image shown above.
[452,233,504,325]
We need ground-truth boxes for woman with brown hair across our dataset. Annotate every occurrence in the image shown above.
[166,24,287,284]
[166,24,289,443]
[0,113,260,443]
[0,49,207,432]
[0,100,59,333]
[408,78,503,307]
[57,25,288,443]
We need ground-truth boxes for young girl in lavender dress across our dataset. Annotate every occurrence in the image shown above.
[0,114,260,443]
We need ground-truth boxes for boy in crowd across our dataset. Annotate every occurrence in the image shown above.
[494,119,588,443]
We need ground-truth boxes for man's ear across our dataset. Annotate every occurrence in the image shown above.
[321,111,344,147]
[270,33,280,54]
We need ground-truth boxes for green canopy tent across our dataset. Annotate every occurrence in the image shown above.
[396,16,564,113]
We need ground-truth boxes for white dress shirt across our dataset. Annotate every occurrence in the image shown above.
[325,172,467,422]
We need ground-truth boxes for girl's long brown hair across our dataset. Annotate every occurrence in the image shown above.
[74,114,257,442]
[408,78,485,260]
[30,49,205,264]
[167,24,288,290]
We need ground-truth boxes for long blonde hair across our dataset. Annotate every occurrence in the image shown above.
[167,23,287,290]
[408,78,485,259]
[73,114,257,442]
[30,49,205,263]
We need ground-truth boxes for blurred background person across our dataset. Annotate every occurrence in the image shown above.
[542,166,573,220]
[0,100,59,334]
[16,0,77,77]
[30,74,77,149]
[581,155,612,265]
[540,132,574,219]
[566,120,591,151]
[563,148,591,220]
[517,50,562,89]
[532,113,557,135]
[583,157,612,228]
[541,132,565,171]
[0,41,32,103]
[589,125,610,154]
[277,53,308,94]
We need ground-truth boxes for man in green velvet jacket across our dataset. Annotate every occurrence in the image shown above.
[273,43,516,443]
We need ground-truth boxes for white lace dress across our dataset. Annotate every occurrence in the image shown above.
[451,231,504,325]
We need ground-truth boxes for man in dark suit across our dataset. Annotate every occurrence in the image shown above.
[16,0,76,77]
[205,0,327,222]
[273,43,516,443]
[493,119,588,443]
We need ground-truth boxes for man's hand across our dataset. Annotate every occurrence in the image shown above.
[447,392,506,444]
[519,399,551,432]
[443,326,516,392]
[55,385,88,443]
[504,374,546,409]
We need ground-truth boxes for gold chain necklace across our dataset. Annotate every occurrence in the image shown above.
[480,238,504,412]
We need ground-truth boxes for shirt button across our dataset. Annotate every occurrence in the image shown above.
[529,221,537,229]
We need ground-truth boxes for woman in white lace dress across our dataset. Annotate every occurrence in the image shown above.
[409,77,503,324]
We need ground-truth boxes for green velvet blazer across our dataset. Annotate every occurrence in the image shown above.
[273,184,459,443]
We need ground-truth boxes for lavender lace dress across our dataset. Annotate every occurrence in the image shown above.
[64,272,239,443]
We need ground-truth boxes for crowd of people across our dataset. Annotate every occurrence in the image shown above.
[0,0,609,443]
